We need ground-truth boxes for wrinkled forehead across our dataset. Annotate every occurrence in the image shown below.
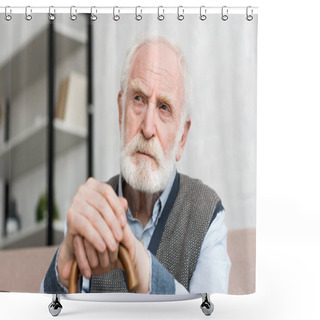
[128,41,184,99]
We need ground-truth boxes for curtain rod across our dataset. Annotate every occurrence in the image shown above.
[0,6,258,15]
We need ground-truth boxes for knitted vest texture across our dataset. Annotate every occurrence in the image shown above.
[90,173,220,293]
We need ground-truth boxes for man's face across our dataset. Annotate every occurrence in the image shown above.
[119,41,190,193]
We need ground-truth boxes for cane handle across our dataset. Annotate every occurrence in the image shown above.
[68,244,138,293]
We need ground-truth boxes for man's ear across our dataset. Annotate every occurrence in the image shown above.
[118,91,123,130]
[176,117,191,162]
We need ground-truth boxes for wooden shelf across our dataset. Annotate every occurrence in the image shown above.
[0,220,64,250]
[0,14,88,249]
[0,118,87,180]
[0,17,87,98]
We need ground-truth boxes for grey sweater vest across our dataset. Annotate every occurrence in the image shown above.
[90,173,221,293]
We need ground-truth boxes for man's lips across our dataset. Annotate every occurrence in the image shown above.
[136,151,154,159]
[131,149,160,166]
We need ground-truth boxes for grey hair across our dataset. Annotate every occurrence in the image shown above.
[119,35,191,125]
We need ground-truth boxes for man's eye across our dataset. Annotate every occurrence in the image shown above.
[134,95,143,102]
[160,104,169,112]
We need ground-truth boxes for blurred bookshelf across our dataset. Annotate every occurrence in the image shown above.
[0,15,89,249]
[0,118,86,180]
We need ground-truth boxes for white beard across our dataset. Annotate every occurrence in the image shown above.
[120,130,180,194]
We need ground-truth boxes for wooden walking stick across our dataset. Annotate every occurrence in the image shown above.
[68,244,139,293]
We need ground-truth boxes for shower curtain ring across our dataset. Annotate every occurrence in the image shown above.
[5,6,12,21]
[48,6,56,21]
[90,6,97,21]
[177,6,184,21]
[70,6,77,21]
[135,6,142,21]
[113,6,120,21]
[221,6,229,21]
[246,6,254,21]
[25,6,32,21]
[157,6,165,21]
[200,6,207,21]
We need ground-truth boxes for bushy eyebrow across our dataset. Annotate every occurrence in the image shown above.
[130,80,148,97]
[129,79,175,108]
[158,93,174,109]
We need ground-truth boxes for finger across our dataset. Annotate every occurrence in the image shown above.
[122,223,135,246]
[121,224,137,258]
[69,209,106,253]
[73,235,92,279]
[109,247,119,264]
[84,239,99,269]
[83,188,123,242]
[98,251,110,269]
[77,203,119,253]
[88,180,127,227]
[119,197,128,223]
[61,260,74,281]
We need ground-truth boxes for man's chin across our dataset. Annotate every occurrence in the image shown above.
[121,163,173,194]
[125,172,165,194]
[131,155,160,173]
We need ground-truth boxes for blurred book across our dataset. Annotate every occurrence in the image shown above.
[55,72,87,130]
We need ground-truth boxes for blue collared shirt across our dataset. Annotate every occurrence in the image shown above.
[118,167,176,248]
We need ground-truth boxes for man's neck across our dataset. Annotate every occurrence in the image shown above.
[123,183,161,228]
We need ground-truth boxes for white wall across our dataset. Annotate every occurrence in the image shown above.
[94,14,257,230]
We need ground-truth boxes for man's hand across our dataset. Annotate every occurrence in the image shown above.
[57,178,127,287]
[56,177,150,293]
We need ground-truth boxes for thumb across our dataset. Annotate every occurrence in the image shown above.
[119,197,128,212]
[121,223,137,255]
[61,259,74,281]
[119,197,128,226]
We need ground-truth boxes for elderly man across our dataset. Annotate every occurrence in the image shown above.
[42,37,231,295]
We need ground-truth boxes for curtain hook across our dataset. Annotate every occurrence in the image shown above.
[48,6,56,21]
[113,6,120,21]
[177,6,184,21]
[135,6,142,21]
[246,6,254,21]
[25,6,32,21]
[221,6,228,21]
[5,6,12,21]
[157,6,165,21]
[70,6,77,21]
[200,6,207,21]
[90,6,97,21]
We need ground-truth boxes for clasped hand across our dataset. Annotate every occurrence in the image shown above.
[57,178,150,293]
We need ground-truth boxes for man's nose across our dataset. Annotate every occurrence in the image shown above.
[141,105,156,139]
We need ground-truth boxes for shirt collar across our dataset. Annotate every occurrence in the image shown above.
[118,166,177,227]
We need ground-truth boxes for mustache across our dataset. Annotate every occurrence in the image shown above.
[122,133,164,165]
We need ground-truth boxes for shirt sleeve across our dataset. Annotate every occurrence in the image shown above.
[188,209,231,294]
[147,210,231,295]
[148,251,175,294]
[41,246,68,294]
